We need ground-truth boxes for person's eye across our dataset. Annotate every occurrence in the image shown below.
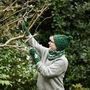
[50,40,54,43]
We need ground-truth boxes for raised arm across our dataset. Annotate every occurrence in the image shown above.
[28,35,48,57]
[17,20,48,57]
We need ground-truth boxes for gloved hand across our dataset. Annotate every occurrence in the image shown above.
[17,20,30,36]
[29,48,40,64]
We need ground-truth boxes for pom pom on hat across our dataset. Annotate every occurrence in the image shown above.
[53,35,73,51]
[68,36,73,40]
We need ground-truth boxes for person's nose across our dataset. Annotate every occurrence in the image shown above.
[48,42,50,45]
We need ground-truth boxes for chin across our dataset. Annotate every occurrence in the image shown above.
[49,47,52,50]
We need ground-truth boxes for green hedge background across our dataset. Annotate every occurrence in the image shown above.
[0,0,90,90]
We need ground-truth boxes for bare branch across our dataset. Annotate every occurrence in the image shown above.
[0,33,37,48]
[5,35,24,45]
[35,16,53,31]
[0,0,33,13]
[0,44,27,52]
[23,32,39,43]
[27,4,51,32]
[0,1,51,51]
[0,34,24,47]
[0,7,28,23]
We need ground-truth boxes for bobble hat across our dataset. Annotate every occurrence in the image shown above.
[53,35,73,51]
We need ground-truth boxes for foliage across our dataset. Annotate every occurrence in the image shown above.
[0,0,90,90]
[0,66,12,88]
[0,0,46,89]
[72,83,90,90]
[0,48,38,90]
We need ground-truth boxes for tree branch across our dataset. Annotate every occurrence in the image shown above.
[0,2,51,51]
[0,34,24,48]
[35,16,53,31]
[27,4,51,32]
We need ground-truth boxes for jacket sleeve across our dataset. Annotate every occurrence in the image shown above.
[28,34,48,57]
[36,59,68,78]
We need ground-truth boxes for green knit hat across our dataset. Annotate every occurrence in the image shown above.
[53,35,73,51]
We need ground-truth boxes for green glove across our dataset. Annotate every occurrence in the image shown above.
[29,48,40,64]
[17,20,30,36]
[21,21,27,31]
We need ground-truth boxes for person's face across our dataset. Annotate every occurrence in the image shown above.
[48,36,57,50]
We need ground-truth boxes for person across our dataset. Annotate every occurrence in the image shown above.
[18,21,73,90]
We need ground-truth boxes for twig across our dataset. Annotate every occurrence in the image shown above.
[0,34,24,48]
[0,44,27,52]
[0,7,28,23]
[0,33,37,48]
[10,0,17,6]
[23,8,33,18]
[5,35,24,45]
[0,3,51,50]
[1,8,34,29]
[0,0,32,13]
[23,33,39,43]
[35,16,52,31]
[27,4,51,32]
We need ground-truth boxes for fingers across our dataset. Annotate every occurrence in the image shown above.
[17,19,23,26]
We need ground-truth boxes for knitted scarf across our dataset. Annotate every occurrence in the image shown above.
[47,50,64,60]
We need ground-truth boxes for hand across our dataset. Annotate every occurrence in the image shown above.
[17,20,30,36]
[29,48,40,64]
[17,20,24,30]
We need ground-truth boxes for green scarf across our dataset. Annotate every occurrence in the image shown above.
[47,50,64,60]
